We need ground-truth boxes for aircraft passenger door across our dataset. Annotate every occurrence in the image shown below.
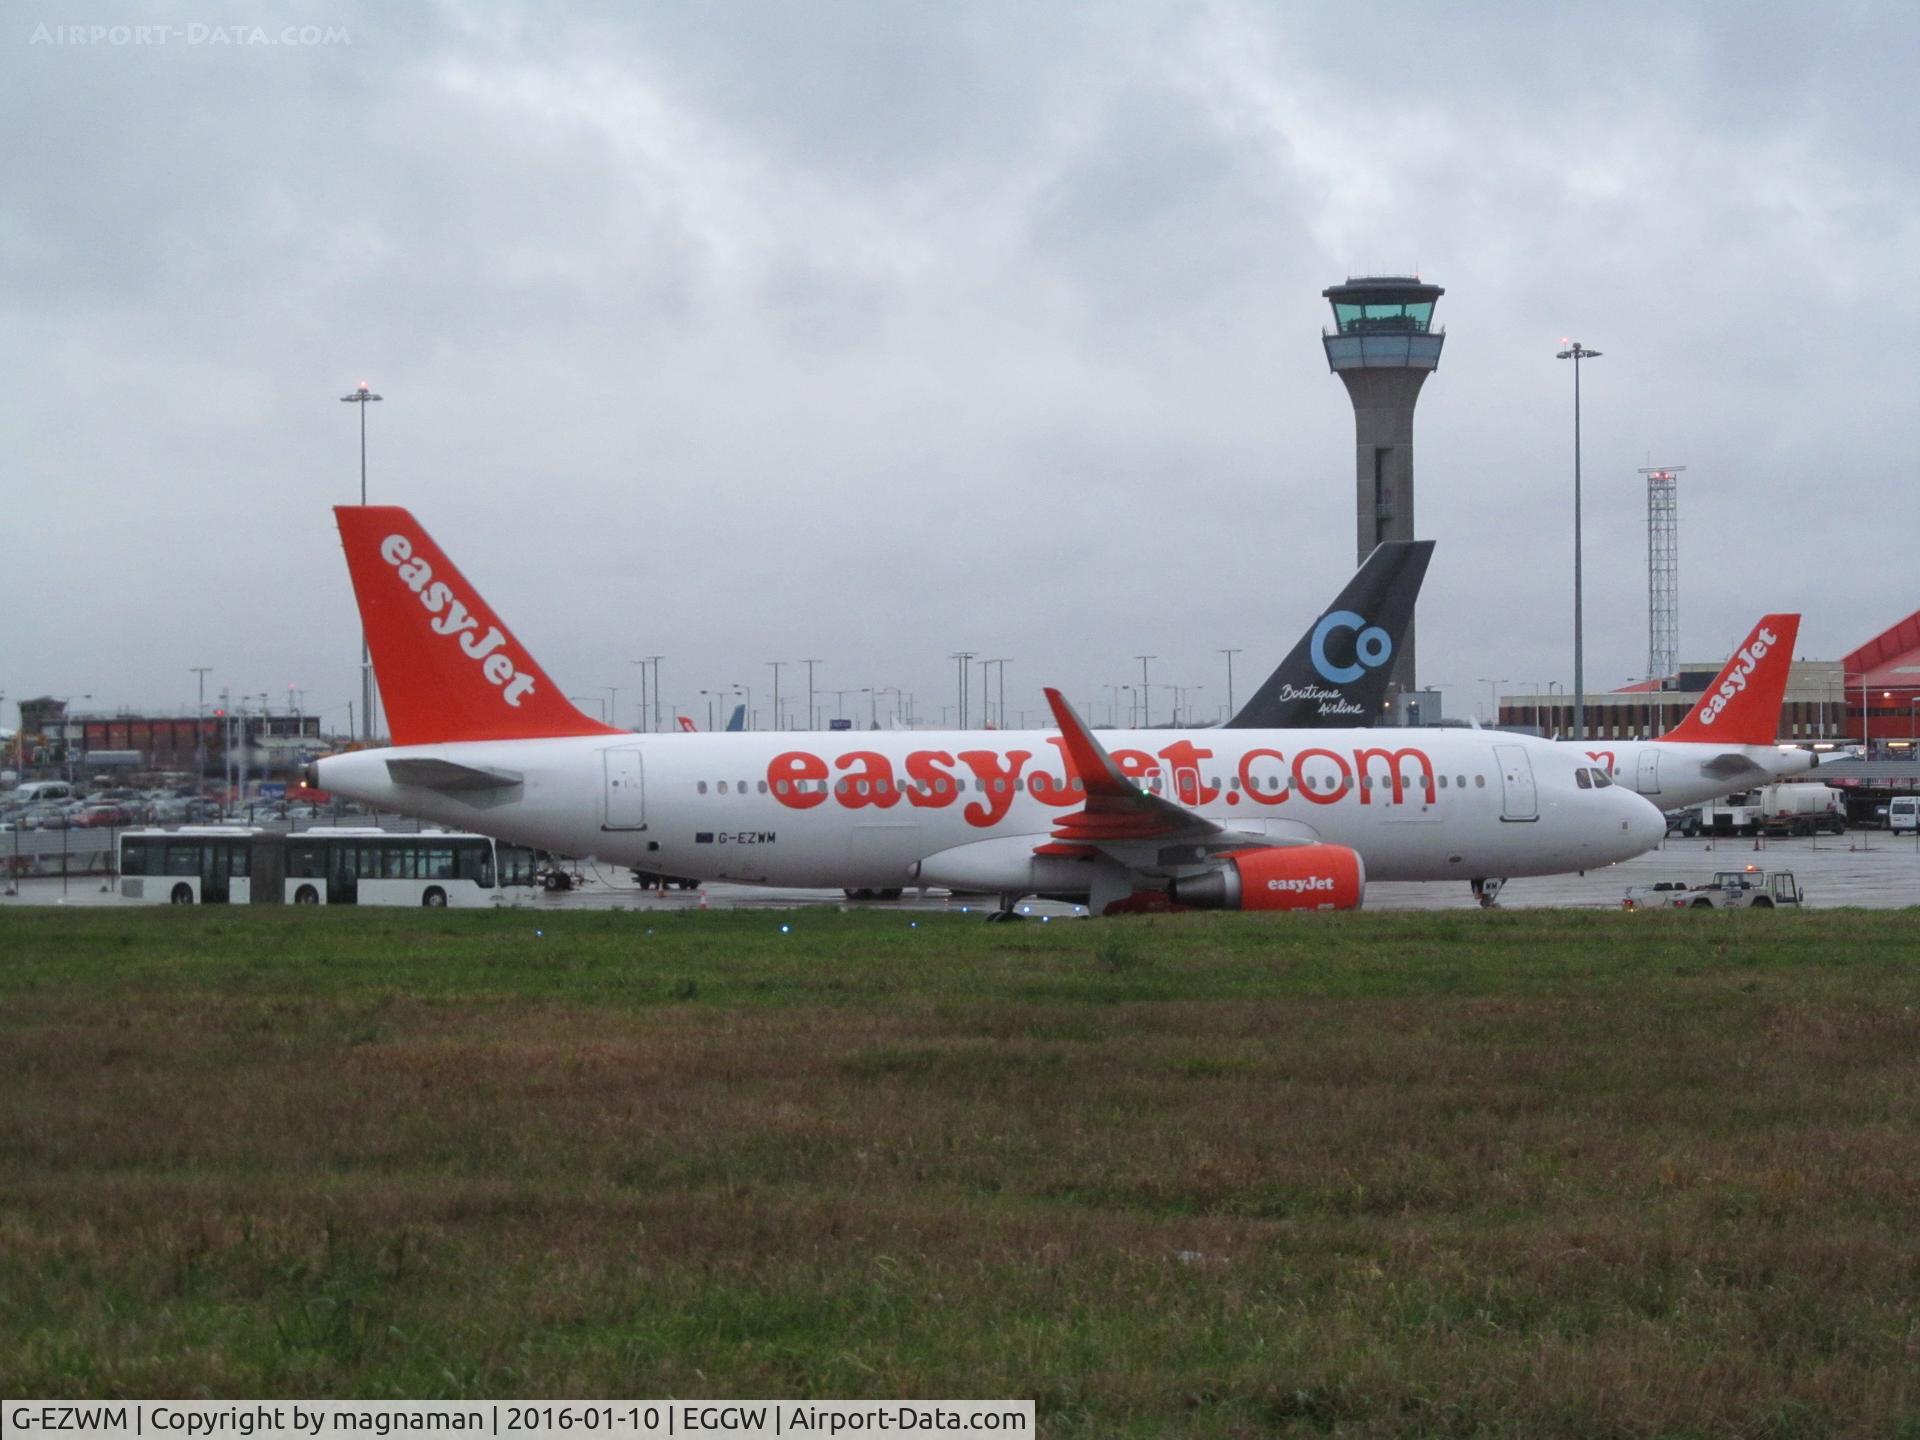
[1636,749,1660,795]
[603,747,647,830]
[1492,744,1538,822]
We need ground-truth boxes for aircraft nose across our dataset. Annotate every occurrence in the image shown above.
[1620,792,1665,855]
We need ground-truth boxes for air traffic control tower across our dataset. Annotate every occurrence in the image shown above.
[1322,275,1444,700]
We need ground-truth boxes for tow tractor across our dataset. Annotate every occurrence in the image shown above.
[1622,866,1803,910]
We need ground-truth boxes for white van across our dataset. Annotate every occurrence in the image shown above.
[9,780,75,806]
[1890,796,1919,834]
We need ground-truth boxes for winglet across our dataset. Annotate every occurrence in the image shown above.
[1044,688,1138,800]
[335,506,620,746]
[1659,614,1800,745]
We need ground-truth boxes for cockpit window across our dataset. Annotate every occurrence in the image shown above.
[1576,769,1592,790]
[1591,768,1612,788]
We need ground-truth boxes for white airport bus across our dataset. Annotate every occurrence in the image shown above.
[117,826,538,907]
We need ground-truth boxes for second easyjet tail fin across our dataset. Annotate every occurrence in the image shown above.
[1658,614,1799,745]
[334,506,621,747]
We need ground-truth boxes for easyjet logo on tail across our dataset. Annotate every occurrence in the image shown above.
[380,533,537,708]
[1696,625,1776,728]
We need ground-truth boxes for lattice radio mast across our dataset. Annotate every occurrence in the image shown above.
[1642,466,1684,682]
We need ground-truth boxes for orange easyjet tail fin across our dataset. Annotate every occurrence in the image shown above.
[334,506,621,746]
[1659,614,1799,746]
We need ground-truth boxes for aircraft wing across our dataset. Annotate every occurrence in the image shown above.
[1039,688,1274,861]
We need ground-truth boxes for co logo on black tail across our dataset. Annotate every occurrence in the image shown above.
[1310,610,1392,685]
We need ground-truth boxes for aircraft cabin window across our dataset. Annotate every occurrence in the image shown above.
[856,780,869,796]
[993,778,1006,793]
[876,778,891,794]
[758,781,768,794]
[739,780,748,792]
[1072,778,1084,792]
[1457,776,1466,788]
[835,780,850,796]
[697,781,708,795]
[775,781,789,796]
[1476,776,1486,787]
[718,781,729,795]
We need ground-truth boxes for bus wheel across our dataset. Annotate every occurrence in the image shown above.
[295,885,319,905]
[422,887,448,908]
[170,884,193,905]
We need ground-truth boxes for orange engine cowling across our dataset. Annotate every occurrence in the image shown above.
[1170,844,1365,912]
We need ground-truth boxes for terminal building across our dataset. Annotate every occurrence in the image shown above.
[11,697,326,780]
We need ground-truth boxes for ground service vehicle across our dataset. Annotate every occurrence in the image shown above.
[1676,785,1845,838]
[1891,796,1919,835]
[118,826,537,906]
[1623,868,1803,910]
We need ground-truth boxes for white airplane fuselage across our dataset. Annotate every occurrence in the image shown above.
[1564,739,1818,808]
[316,724,1664,892]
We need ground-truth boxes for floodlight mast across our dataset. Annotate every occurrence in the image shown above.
[340,381,383,741]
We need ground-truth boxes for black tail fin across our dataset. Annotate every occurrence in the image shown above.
[1222,540,1435,729]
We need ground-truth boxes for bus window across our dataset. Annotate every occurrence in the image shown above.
[226,841,249,877]
[383,846,408,880]
[166,844,203,877]
[423,847,455,880]
[122,838,158,875]
[498,846,536,887]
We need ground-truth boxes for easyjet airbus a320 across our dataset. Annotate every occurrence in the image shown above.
[310,508,1665,914]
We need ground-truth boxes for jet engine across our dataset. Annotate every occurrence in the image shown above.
[1170,844,1364,912]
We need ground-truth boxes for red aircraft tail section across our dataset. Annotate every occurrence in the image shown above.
[334,506,621,747]
[1659,614,1799,746]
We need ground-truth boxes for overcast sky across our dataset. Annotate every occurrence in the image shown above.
[5,1,1915,732]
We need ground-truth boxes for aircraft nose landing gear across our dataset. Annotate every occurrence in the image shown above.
[1471,877,1507,909]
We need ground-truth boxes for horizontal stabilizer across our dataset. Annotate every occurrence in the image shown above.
[385,757,524,791]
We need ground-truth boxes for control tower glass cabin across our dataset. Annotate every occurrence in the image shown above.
[1322,275,1445,699]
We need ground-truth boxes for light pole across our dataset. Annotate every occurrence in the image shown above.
[1556,341,1601,741]
[1478,677,1508,726]
[733,683,752,732]
[699,689,718,731]
[1135,655,1155,727]
[606,685,620,729]
[1219,648,1242,717]
[801,659,822,731]
[190,667,212,781]
[987,659,1012,728]
[950,652,975,729]
[339,381,383,742]
[767,661,787,732]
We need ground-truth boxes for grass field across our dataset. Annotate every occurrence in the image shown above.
[3,905,1919,1436]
